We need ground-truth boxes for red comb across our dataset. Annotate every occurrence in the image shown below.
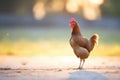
[70,18,76,23]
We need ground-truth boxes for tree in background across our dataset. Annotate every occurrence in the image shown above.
[101,0,120,16]
[0,0,120,19]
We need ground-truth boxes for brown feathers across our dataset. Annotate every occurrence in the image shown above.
[69,18,99,69]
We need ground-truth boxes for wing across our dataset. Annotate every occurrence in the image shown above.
[73,35,91,51]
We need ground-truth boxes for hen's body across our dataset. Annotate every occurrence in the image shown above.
[70,35,89,59]
[69,18,99,69]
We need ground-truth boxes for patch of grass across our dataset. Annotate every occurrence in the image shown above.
[0,40,120,57]
[0,27,120,56]
[91,43,120,56]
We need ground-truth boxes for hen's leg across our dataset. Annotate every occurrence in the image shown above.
[81,59,85,69]
[78,59,82,69]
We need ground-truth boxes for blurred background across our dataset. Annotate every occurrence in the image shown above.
[0,0,120,56]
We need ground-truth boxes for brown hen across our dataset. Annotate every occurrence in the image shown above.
[69,18,99,69]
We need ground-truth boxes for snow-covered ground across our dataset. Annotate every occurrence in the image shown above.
[0,56,120,80]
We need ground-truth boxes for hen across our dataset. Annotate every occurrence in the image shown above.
[69,18,99,69]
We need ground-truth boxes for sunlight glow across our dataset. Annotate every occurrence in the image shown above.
[66,0,80,13]
[51,0,64,12]
[90,0,104,5]
[32,0,104,20]
[33,2,46,20]
[83,6,101,20]
[82,0,104,20]
[0,40,120,57]
[66,0,104,20]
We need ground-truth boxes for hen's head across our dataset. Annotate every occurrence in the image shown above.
[69,18,77,29]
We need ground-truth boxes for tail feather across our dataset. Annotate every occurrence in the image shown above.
[91,34,99,46]
[93,34,99,45]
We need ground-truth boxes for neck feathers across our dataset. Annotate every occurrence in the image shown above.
[72,23,81,35]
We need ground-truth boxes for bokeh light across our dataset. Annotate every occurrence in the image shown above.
[33,1,46,20]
